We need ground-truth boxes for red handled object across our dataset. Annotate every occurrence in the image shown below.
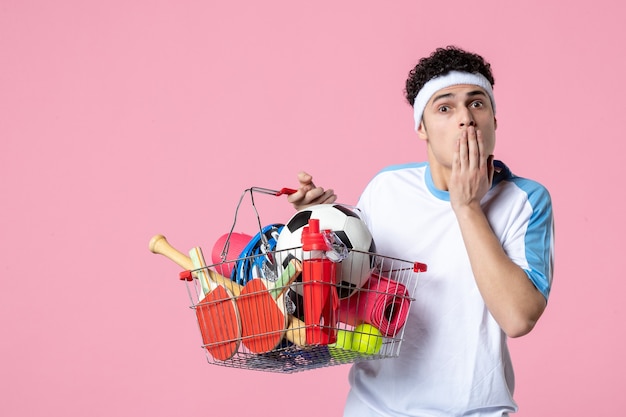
[190,247,241,360]
[301,218,338,345]
[248,187,297,196]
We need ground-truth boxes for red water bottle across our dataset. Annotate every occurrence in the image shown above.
[301,218,338,345]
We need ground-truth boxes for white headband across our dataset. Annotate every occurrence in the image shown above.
[413,70,495,131]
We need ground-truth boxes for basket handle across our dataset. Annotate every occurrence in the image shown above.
[218,187,296,263]
[250,187,297,196]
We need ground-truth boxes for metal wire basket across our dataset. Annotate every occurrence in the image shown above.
[150,187,426,373]
[181,248,425,373]
[144,187,426,373]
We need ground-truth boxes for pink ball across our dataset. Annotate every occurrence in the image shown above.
[211,232,253,277]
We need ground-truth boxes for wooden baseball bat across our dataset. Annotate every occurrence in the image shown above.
[150,234,243,296]
[149,234,306,346]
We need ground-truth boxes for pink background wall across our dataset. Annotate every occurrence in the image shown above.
[2,1,624,415]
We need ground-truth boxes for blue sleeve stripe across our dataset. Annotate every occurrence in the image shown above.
[514,177,554,300]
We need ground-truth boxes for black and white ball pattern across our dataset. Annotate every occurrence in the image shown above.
[275,204,377,299]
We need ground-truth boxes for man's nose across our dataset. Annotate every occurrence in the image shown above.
[459,108,475,127]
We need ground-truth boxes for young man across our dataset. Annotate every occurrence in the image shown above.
[287,46,554,416]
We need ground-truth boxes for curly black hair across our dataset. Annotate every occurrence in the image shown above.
[404,46,495,106]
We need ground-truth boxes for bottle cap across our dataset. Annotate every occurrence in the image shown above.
[301,218,331,251]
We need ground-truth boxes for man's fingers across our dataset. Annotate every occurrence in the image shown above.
[303,187,336,204]
[290,192,336,210]
[287,171,337,210]
[287,171,315,206]
[458,129,469,170]
[487,154,495,183]
[475,128,488,172]
[287,188,308,205]
[452,137,461,173]
[318,189,337,204]
[296,171,314,186]
[466,126,480,170]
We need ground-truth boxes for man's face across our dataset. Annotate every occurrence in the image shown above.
[418,84,496,171]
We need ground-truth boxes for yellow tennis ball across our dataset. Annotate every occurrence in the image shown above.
[329,329,354,362]
[351,324,383,355]
[334,329,353,349]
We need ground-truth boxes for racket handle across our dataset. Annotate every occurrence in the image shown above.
[269,258,302,299]
[285,316,306,346]
[207,270,242,297]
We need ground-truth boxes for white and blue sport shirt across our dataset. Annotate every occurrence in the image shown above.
[344,160,554,417]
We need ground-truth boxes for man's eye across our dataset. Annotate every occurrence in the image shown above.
[438,106,449,113]
[470,101,484,108]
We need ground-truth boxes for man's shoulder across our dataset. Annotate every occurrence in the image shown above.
[364,162,429,189]
[369,162,429,182]
[494,160,552,204]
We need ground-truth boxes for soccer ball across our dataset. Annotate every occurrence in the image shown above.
[275,204,377,299]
